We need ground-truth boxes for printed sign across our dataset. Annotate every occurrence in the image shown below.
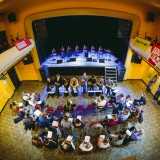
[148,44,160,67]
[133,37,151,52]
[13,38,31,51]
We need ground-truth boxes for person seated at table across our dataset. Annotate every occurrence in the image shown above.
[98,135,110,149]
[70,77,79,94]
[118,109,130,123]
[133,93,146,106]
[98,46,103,53]
[88,75,97,91]
[83,45,87,52]
[75,45,80,52]
[73,118,84,129]
[51,48,56,56]
[91,45,95,52]
[36,112,51,128]
[24,112,36,132]
[79,136,93,152]
[61,135,76,152]
[60,46,65,52]
[63,100,74,116]
[104,114,119,127]
[80,72,88,96]
[54,74,63,98]
[63,76,70,92]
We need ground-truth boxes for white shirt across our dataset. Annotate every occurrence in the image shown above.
[79,142,93,151]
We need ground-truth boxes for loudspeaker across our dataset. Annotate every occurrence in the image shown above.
[57,60,63,64]
[23,54,33,65]
[131,54,142,64]
[118,67,126,81]
[69,58,76,62]
[39,66,49,82]
[99,59,105,63]
[147,12,155,22]
[8,13,16,23]
[87,58,92,62]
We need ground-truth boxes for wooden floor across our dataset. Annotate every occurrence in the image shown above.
[0,80,160,160]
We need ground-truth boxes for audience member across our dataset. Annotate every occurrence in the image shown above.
[61,135,76,152]
[79,136,93,152]
[98,135,110,149]
[118,110,130,123]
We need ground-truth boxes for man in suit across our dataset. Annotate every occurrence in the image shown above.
[54,74,62,97]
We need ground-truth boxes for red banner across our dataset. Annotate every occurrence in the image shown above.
[148,44,160,67]
[13,38,31,51]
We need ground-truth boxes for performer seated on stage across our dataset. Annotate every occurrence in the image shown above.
[91,45,95,52]
[70,77,79,94]
[67,46,71,52]
[105,78,115,97]
[98,46,103,53]
[51,48,57,56]
[88,75,97,91]
[75,45,80,52]
[63,76,70,92]
[80,72,88,96]
[54,74,63,97]
[83,45,87,52]
[61,46,65,52]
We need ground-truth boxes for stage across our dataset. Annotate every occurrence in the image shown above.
[40,51,124,77]
[41,51,121,68]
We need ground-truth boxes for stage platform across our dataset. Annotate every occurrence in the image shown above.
[41,51,121,68]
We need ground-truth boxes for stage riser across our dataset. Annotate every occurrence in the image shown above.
[48,67,105,76]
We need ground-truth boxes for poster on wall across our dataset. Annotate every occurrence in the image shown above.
[147,44,160,67]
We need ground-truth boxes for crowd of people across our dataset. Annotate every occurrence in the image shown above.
[46,73,115,98]
[10,75,147,154]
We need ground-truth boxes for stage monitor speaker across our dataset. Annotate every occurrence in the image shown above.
[87,57,92,62]
[39,66,49,82]
[118,66,126,81]
[131,54,142,64]
[57,60,63,64]
[70,58,76,62]
[8,13,16,23]
[99,59,105,63]
[147,12,155,22]
[23,54,33,65]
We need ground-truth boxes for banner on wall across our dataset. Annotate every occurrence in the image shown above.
[132,37,151,52]
[147,44,160,67]
[13,38,31,51]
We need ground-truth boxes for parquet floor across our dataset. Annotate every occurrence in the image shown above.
[0,80,160,160]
